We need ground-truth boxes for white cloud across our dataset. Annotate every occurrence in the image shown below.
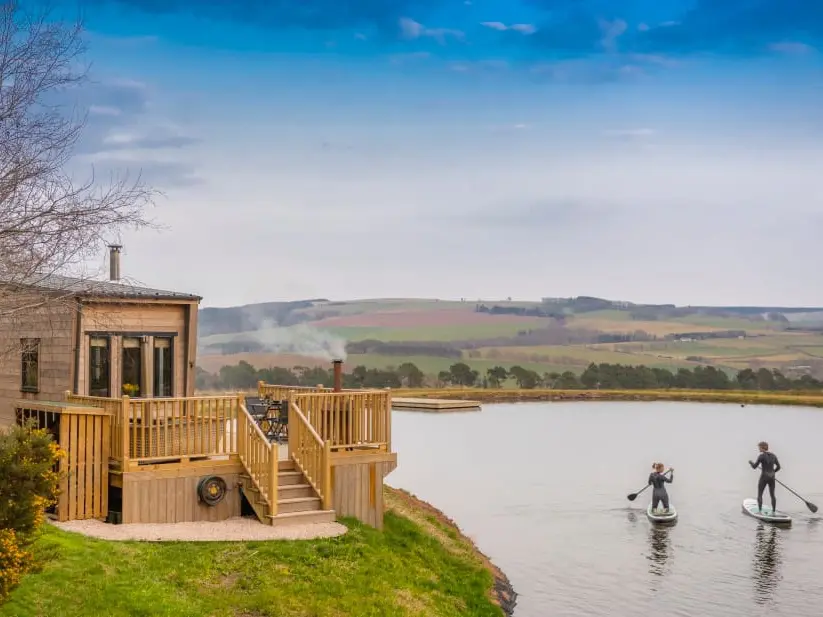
[769,41,815,55]
[89,105,122,116]
[481,21,537,35]
[398,17,464,44]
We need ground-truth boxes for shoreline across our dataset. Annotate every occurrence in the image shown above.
[388,387,823,408]
[385,486,518,617]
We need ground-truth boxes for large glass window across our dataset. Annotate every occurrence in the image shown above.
[21,338,40,392]
[153,337,173,397]
[89,336,111,397]
[121,337,142,397]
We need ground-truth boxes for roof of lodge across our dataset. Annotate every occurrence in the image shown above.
[5,273,202,301]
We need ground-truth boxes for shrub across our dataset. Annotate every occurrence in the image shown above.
[0,528,32,601]
[0,422,63,538]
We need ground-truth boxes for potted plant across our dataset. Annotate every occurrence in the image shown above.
[122,382,139,397]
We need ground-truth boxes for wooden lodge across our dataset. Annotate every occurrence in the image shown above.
[2,248,397,529]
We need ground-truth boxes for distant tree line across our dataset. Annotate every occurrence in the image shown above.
[197,361,823,392]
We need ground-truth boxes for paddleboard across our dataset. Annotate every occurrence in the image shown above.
[646,503,678,524]
[742,498,792,525]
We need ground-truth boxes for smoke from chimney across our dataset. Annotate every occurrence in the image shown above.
[332,359,343,392]
[108,245,122,281]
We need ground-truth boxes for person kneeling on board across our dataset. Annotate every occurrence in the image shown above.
[749,441,781,513]
[649,462,673,513]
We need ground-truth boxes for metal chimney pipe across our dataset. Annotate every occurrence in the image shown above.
[332,359,343,392]
[108,244,122,281]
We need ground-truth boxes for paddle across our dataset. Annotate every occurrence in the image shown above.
[627,469,672,501]
[776,478,818,513]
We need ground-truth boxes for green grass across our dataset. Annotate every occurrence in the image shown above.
[3,509,503,617]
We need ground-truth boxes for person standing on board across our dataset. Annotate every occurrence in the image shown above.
[648,463,673,513]
[749,441,781,513]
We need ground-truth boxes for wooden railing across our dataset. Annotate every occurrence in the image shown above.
[258,382,333,400]
[289,401,331,510]
[237,402,277,516]
[291,391,391,451]
[66,393,240,466]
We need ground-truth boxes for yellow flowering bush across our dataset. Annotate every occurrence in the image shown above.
[0,528,31,601]
[0,421,63,536]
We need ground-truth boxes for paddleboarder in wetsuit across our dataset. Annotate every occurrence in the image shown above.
[648,462,673,513]
[749,441,781,513]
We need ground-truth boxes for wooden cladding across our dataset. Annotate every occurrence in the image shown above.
[59,411,111,521]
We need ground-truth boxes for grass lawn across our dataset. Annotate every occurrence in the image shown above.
[2,489,505,617]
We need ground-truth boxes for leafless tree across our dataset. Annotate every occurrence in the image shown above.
[0,1,156,346]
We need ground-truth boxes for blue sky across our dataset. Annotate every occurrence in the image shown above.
[55,0,823,307]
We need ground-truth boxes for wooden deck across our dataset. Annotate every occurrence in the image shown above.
[391,397,482,411]
[16,385,397,529]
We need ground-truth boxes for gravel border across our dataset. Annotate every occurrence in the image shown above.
[50,517,347,542]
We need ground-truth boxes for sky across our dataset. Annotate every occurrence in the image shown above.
[44,0,823,307]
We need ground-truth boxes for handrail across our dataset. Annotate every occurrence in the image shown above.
[291,391,391,451]
[66,392,241,465]
[237,401,277,516]
[288,401,331,510]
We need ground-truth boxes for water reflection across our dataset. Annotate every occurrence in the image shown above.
[752,524,782,605]
[647,526,671,577]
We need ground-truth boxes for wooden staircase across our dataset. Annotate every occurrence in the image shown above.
[239,459,335,527]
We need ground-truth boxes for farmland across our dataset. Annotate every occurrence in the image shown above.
[196,297,823,382]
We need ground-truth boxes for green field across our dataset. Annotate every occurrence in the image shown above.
[197,298,823,380]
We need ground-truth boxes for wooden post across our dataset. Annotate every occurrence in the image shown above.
[236,392,246,460]
[322,439,332,511]
[121,395,130,469]
[385,388,392,452]
[257,380,264,399]
[64,389,71,401]
[268,443,278,517]
[287,390,296,460]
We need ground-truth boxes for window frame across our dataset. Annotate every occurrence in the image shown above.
[121,336,144,397]
[153,336,174,398]
[20,338,41,393]
[88,335,112,397]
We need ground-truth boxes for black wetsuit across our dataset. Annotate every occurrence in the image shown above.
[750,451,781,512]
[648,471,673,510]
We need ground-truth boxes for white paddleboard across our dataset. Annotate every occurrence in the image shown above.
[646,503,678,524]
[742,498,792,525]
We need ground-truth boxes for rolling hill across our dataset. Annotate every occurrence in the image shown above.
[195,297,823,381]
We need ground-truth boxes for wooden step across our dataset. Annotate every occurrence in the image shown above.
[278,483,314,500]
[268,509,336,527]
[278,470,303,486]
[278,459,295,472]
[277,496,321,514]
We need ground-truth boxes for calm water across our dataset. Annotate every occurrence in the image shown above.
[388,402,823,617]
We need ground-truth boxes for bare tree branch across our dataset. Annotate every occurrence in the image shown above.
[0,1,158,336]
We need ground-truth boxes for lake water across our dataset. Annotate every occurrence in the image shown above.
[388,402,823,617]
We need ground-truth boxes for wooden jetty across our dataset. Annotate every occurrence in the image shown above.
[391,397,481,411]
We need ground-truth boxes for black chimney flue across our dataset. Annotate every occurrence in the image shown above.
[332,359,343,392]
